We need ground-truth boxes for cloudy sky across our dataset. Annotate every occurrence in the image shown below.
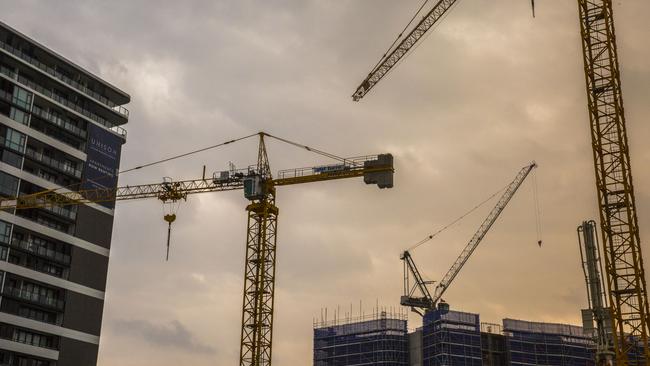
[3,0,650,364]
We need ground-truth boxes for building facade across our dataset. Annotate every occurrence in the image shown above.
[314,309,597,366]
[0,22,129,365]
[504,319,595,366]
[314,312,409,366]
[422,309,482,366]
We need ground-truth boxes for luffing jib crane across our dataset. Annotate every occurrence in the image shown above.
[0,132,395,366]
[353,1,650,363]
[401,162,536,315]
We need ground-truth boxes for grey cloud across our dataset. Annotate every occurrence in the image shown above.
[113,319,216,355]
[1,1,649,365]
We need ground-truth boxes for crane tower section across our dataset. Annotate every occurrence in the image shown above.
[578,1,650,363]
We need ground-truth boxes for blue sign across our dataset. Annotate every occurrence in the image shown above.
[82,124,123,208]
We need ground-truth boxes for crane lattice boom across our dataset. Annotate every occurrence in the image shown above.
[578,1,650,363]
[401,162,536,314]
[432,162,536,303]
[352,0,460,101]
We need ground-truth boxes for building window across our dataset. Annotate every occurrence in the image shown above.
[12,86,32,109]
[0,171,18,197]
[4,128,26,152]
[1,150,21,169]
[0,220,11,244]
[9,107,29,125]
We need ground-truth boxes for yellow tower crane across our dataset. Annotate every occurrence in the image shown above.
[0,132,395,366]
[351,1,649,364]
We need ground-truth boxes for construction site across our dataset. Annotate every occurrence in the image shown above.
[0,0,648,366]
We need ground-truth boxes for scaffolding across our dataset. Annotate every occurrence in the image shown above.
[422,309,482,366]
[503,318,596,366]
[480,323,507,366]
[313,310,409,366]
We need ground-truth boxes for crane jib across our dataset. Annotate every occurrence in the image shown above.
[401,162,536,314]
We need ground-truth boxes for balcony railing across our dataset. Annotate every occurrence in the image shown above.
[31,104,87,139]
[24,148,82,179]
[2,286,64,310]
[14,74,127,138]
[0,63,127,139]
[40,201,77,221]
[0,39,129,118]
[10,238,71,265]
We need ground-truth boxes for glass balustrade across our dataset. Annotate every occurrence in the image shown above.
[0,39,129,117]
[24,148,82,179]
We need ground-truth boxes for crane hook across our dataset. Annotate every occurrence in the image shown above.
[531,0,535,18]
[164,214,176,261]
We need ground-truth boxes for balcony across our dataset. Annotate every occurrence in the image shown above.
[24,148,82,179]
[10,238,71,265]
[0,39,129,118]
[15,73,127,138]
[2,286,64,310]
[0,63,127,138]
[31,104,87,139]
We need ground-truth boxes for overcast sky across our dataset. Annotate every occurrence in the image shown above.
[3,1,650,365]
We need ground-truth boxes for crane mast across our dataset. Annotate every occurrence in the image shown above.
[578,1,650,363]
[401,162,536,314]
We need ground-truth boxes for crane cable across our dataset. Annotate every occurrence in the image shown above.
[16,131,357,204]
[34,133,260,196]
[406,183,509,252]
[119,133,259,174]
[262,132,351,164]
[532,168,543,246]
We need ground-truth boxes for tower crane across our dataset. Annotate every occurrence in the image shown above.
[578,220,615,366]
[0,132,394,366]
[352,1,650,363]
[401,162,535,315]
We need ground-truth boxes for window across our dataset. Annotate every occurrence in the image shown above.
[0,220,11,244]
[4,128,26,152]
[12,86,32,109]
[9,107,28,125]
[62,159,74,174]
[0,171,18,197]
[1,150,22,168]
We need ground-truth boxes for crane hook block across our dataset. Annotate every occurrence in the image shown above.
[363,154,394,189]
[164,214,177,223]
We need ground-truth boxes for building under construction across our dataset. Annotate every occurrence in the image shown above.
[313,308,596,366]
[504,319,595,366]
[313,311,409,366]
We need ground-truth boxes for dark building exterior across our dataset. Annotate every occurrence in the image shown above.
[313,312,409,366]
[422,309,482,366]
[504,319,595,366]
[0,21,129,365]
[314,309,597,366]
